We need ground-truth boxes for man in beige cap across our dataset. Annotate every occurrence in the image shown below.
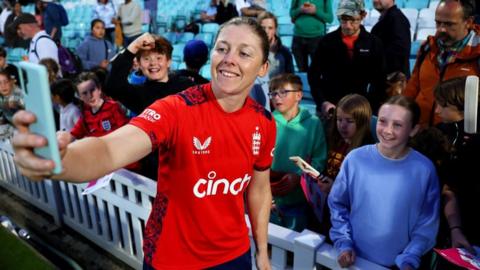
[307,0,387,118]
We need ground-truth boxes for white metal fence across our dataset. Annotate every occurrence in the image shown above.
[0,139,387,270]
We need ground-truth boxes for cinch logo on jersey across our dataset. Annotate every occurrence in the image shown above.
[193,136,211,155]
[139,109,161,122]
[193,171,251,198]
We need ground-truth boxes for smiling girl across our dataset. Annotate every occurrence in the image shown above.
[329,95,440,269]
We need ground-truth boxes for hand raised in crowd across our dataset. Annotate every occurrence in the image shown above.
[316,175,334,194]
[99,59,109,69]
[451,227,477,255]
[127,32,156,54]
[321,101,336,120]
[11,110,69,181]
[337,249,356,268]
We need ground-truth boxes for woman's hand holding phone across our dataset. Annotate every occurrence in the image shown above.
[12,110,68,181]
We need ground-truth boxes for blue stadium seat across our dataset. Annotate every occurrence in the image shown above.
[404,0,428,9]
[163,32,178,44]
[177,32,195,44]
[172,43,186,62]
[202,23,219,34]
[280,35,292,49]
[194,33,214,48]
[278,24,294,36]
[410,40,422,58]
[200,64,211,80]
[277,16,291,25]
[296,72,313,100]
[409,58,416,74]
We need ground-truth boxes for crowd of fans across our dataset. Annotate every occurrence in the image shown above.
[0,0,479,269]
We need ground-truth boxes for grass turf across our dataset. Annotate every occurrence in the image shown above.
[0,226,54,269]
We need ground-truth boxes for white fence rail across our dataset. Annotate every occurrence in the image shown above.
[0,139,387,270]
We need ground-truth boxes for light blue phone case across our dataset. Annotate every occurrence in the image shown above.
[17,62,62,174]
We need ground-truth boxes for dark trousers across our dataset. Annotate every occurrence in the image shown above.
[291,35,323,72]
[143,249,251,270]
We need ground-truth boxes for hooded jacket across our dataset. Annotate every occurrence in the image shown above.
[271,107,327,206]
[76,35,116,70]
[405,25,480,127]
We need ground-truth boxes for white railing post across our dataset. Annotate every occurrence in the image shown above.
[293,230,325,270]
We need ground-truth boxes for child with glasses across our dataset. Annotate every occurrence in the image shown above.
[268,73,327,232]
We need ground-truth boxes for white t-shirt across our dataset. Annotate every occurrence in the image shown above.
[28,30,58,64]
[60,102,81,132]
[0,9,12,34]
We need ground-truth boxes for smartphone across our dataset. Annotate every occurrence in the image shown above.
[289,156,326,182]
[16,62,62,174]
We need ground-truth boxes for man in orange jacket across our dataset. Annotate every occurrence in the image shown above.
[404,0,479,127]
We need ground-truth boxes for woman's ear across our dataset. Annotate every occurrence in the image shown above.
[257,61,269,78]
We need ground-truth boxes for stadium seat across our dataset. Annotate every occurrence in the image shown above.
[200,64,211,80]
[202,23,220,35]
[178,32,195,44]
[278,24,294,36]
[296,72,313,100]
[280,35,292,48]
[410,40,422,58]
[416,28,435,41]
[172,43,186,62]
[404,0,428,9]
[400,8,418,30]
[364,9,380,27]
[194,33,214,48]
[163,32,178,44]
[418,8,436,29]
[429,0,440,9]
[277,16,291,25]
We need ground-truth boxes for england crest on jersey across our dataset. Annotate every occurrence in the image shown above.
[102,120,111,131]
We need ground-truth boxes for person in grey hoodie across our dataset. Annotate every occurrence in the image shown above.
[76,19,115,70]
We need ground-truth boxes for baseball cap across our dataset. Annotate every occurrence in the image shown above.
[336,0,365,17]
[183,40,209,69]
[9,13,37,30]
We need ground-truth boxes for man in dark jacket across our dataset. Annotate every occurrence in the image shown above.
[371,0,411,78]
[308,0,387,117]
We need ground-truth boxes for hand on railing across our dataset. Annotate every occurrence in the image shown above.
[338,249,356,268]
[255,249,272,270]
[11,111,68,181]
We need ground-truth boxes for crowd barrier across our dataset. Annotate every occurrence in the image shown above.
[0,139,387,270]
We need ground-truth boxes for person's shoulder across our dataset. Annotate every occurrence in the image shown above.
[246,97,273,121]
[176,83,210,106]
[409,149,437,170]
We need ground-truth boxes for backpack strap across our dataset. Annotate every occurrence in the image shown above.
[31,35,54,60]
[104,40,108,60]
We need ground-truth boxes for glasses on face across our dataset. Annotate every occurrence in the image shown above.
[268,89,301,99]
[338,16,362,24]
